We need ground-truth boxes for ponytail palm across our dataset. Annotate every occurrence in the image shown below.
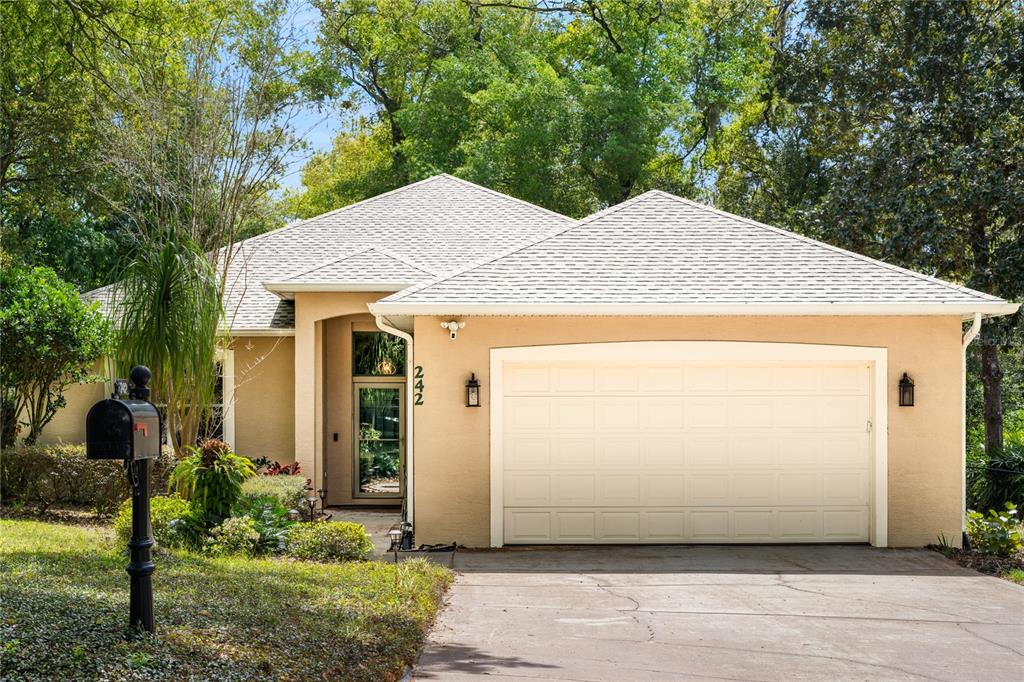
[113,235,223,456]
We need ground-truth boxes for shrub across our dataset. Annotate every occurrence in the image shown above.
[287,521,373,562]
[240,474,307,513]
[114,496,194,549]
[234,495,294,555]
[170,439,256,522]
[0,444,174,515]
[0,263,109,446]
[207,516,261,556]
[967,503,1023,557]
[968,437,1024,512]
[265,461,301,476]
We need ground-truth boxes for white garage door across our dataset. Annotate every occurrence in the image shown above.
[498,345,875,544]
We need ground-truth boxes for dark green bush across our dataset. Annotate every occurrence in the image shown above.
[287,521,373,562]
[0,444,174,515]
[968,436,1024,512]
[114,495,195,549]
[170,439,255,523]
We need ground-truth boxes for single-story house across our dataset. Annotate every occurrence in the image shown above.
[48,174,1018,547]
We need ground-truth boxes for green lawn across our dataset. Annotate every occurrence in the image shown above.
[0,519,452,681]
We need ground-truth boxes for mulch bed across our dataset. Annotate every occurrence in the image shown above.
[929,544,1024,577]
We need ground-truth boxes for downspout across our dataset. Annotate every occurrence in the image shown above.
[375,315,415,526]
[961,312,983,546]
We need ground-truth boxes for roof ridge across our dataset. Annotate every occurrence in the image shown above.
[281,245,376,281]
[384,192,659,302]
[362,246,438,275]
[659,193,1003,303]
[281,245,434,283]
[432,173,575,224]
[234,175,455,252]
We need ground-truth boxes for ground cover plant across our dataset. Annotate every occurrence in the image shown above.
[0,519,452,681]
[932,502,1024,584]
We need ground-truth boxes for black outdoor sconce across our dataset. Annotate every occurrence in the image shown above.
[466,373,481,407]
[899,373,915,407]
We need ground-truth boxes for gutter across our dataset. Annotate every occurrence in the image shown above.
[375,315,415,527]
[369,301,1021,319]
[961,312,983,544]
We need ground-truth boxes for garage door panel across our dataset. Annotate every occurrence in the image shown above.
[552,366,595,392]
[550,438,595,467]
[778,473,822,504]
[640,399,685,428]
[504,474,550,505]
[505,437,551,469]
[733,475,777,505]
[822,472,869,505]
[504,365,550,394]
[508,399,551,429]
[730,437,777,466]
[778,510,823,538]
[596,366,640,392]
[644,475,686,505]
[685,399,729,429]
[642,438,686,467]
[686,475,730,505]
[639,366,683,392]
[597,439,641,467]
[556,512,596,539]
[823,509,869,539]
[686,437,730,466]
[553,401,596,429]
[597,475,642,504]
[734,510,777,539]
[551,475,596,505]
[501,357,872,544]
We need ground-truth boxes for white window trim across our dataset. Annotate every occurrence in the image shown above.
[489,341,888,548]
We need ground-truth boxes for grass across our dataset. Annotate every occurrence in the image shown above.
[0,519,452,681]
[1005,568,1024,585]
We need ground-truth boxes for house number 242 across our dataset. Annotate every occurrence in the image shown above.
[414,366,424,405]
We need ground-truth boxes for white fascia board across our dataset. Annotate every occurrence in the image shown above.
[368,301,1020,319]
[263,281,411,299]
[227,328,296,337]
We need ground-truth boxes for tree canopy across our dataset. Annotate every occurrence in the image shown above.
[2,0,1022,456]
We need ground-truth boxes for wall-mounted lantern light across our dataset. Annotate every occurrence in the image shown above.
[466,373,481,407]
[898,373,915,407]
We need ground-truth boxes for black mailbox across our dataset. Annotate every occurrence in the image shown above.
[86,399,161,460]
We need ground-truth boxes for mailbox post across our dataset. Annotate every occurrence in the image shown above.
[86,365,161,635]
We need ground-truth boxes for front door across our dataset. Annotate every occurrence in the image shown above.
[353,383,404,498]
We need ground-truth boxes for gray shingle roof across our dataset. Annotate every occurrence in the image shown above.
[373,190,1015,317]
[274,247,432,287]
[219,174,571,330]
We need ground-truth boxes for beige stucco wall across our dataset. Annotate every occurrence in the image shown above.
[34,338,296,464]
[232,336,295,463]
[411,315,965,548]
[35,367,107,444]
[293,292,395,492]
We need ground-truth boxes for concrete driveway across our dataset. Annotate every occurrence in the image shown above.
[414,545,1024,681]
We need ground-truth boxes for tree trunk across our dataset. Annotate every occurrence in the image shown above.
[979,342,1004,455]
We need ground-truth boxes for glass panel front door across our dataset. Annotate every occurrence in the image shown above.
[355,384,403,497]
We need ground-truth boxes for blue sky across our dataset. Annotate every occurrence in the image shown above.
[278,2,339,192]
